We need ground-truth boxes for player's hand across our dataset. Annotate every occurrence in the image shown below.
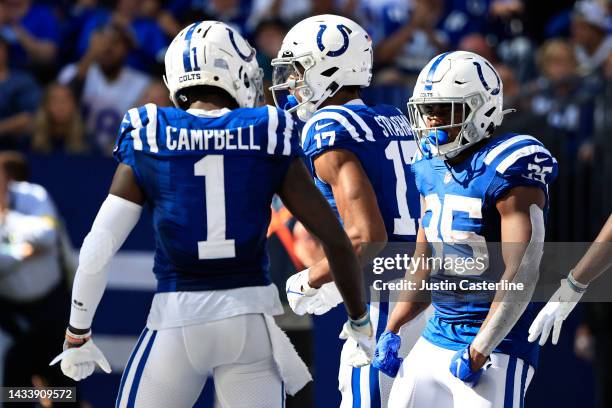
[449,344,491,387]
[372,330,403,377]
[286,269,319,315]
[339,314,374,367]
[528,278,585,346]
[50,329,111,381]
[304,282,343,315]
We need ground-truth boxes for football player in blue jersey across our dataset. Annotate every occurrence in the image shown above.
[271,15,427,407]
[376,51,559,407]
[50,21,374,408]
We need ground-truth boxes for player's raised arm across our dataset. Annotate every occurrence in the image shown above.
[50,163,144,380]
[278,157,367,320]
[460,186,545,378]
[528,212,612,345]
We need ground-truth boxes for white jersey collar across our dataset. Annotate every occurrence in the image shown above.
[345,98,365,106]
[187,108,232,118]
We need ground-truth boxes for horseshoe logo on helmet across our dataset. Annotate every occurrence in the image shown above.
[227,28,255,62]
[316,24,351,57]
[472,61,500,96]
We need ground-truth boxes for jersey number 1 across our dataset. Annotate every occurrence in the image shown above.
[194,156,236,259]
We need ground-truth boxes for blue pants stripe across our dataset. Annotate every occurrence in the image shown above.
[116,328,148,408]
[126,330,158,408]
[519,362,529,408]
[504,356,518,408]
[351,367,361,408]
[369,301,389,407]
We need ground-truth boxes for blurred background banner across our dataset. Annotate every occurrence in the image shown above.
[0,0,610,407]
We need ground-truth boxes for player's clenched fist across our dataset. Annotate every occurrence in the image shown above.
[50,328,111,381]
[449,344,491,387]
[372,331,403,377]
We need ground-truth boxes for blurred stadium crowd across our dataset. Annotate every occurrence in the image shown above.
[0,0,611,238]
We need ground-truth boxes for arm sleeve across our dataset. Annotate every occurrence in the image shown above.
[69,194,142,330]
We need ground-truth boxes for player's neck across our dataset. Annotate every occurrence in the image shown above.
[319,89,360,107]
[446,138,489,166]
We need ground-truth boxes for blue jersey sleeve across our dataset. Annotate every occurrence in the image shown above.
[487,142,558,203]
[301,111,367,161]
[273,107,301,158]
[113,105,156,186]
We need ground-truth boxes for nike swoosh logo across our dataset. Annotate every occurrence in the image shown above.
[315,122,333,131]
[286,289,304,296]
[533,155,548,163]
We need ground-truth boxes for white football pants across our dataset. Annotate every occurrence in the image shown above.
[388,337,535,408]
[115,313,284,408]
[338,302,431,408]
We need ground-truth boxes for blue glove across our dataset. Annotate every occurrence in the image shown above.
[449,344,490,387]
[372,331,403,377]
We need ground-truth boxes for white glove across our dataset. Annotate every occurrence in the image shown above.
[305,282,343,315]
[339,315,374,367]
[528,277,585,346]
[286,269,319,315]
[50,330,111,381]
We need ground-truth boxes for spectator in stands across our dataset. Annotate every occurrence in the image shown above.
[375,0,448,84]
[76,0,168,73]
[254,18,287,102]
[438,0,491,48]
[572,0,612,74]
[0,152,75,398]
[248,0,310,31]
[31,83,87,155]
[458,32,497,63]
[138,80,172,107]
[140,0,182,38]
[531,38,598,162]
[58,23,150,155]
[0,0,60,71]
[494,63,541,136]
[204,0,253,35]
[0,37,40,150]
